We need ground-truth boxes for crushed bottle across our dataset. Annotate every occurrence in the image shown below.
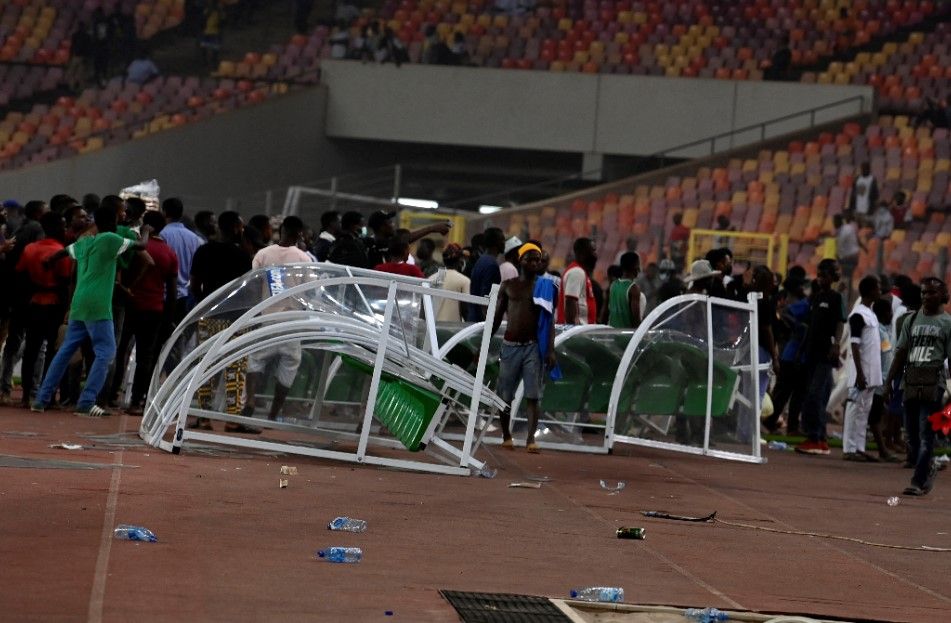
[113,524,158,542]
[684,607,729,622]
[316,547,363,563]
[886,496,900,507]
[569,587,624,603]
[328,517,368,532]
[478,465,497,479]
[767,440,788,450]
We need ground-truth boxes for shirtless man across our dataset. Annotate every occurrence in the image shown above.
[491,244,556,453]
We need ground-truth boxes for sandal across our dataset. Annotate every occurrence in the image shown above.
[501,438,514,450]
[526,442,540,454]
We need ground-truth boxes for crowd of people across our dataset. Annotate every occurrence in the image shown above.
[0,195,948,494]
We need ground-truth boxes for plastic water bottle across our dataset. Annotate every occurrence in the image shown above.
[685,607,729,622]
[767,440,788,450]
[316,547,363,563]
[569,587,624,603]
[113,524,158,542]
[328,517,368,532]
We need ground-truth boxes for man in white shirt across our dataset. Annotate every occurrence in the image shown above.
[849,162,878,221]
[436,243,470,323]
[243,216,313,424]
[842,276,882,461]
[557,238,598,324]
[499,236,522,282]
[834,213,865,303]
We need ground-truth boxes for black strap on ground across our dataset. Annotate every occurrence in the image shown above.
[440,590,571,623]
[641,510,717,522]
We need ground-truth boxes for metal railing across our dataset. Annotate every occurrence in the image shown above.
[467,93,870,225]
[649,95,868,166]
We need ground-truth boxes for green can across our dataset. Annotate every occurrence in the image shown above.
[616,527,646,540]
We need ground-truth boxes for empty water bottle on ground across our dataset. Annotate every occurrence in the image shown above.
[684,607,729,622]
[767,441,788,450]
[328,517,367,532]
[113,524,158,542]
[316,547,363,563]
[569,587,624,603]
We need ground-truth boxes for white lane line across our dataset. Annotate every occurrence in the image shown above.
[87,413,128,623]
[656,460,951,605]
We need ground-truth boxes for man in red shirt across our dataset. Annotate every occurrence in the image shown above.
[16,212,73,408]
[121,210,178,415]
[374,234,425,279]
[669,212,691,272]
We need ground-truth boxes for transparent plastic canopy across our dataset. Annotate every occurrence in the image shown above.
[140,263,507,477]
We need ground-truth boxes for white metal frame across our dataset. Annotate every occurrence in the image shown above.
[494,323,615,454]
[608,292,767,463]
[140,263,505,476]
[434,293,766,463]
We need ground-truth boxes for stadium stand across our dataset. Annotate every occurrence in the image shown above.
[805,22,951,113]
[0,1,189,113]
[0,75,285,169]
[491,116,951,285]
[0,1,185,66]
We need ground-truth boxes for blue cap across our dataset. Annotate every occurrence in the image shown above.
[2,199,21,210]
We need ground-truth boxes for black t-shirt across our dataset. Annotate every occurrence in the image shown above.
[190,241,252,302]
[757,294,777,336]
[363,236,389,268]
[804,289,846,363]
[327,233,368,268]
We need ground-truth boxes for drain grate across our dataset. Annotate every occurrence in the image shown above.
[440,591,571,623]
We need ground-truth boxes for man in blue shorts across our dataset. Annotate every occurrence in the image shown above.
[491,243,556,453]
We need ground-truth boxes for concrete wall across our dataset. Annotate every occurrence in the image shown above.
[0,87,344,210]
[321,61,873,158]
[0,65,874,211]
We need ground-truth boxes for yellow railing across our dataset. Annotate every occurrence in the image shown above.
[687,229,789,276]
[398,210,468,246]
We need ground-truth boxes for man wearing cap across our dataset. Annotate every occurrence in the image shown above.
[499,236,522,282]
[365,210,451,268]
[436,243,470,322]
[491,242,556,453]
[683,259,721,294]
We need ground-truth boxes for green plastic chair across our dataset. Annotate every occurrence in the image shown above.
[338,355,442,451]
[563,336,620,413]
[652,342,738,417]
[628,342,687,415]
[540,348,592,414]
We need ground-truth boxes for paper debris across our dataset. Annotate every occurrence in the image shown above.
[508,481,542,489]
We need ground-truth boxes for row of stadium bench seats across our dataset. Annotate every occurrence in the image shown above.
[0,75,284,169]
[210,0,946,114]
[496,116,951,284]
[0,0,184,65]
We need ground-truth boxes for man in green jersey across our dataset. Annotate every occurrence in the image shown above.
[31,203,148,417]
